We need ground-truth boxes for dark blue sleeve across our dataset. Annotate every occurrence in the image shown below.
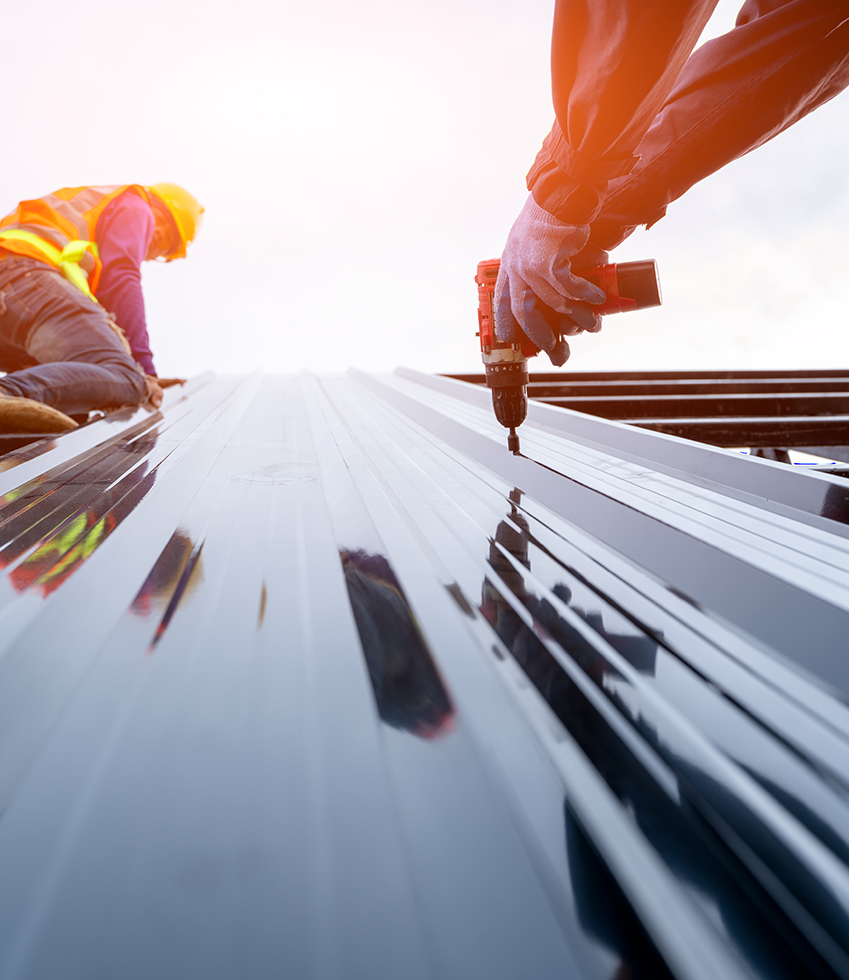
[93,191,157,376]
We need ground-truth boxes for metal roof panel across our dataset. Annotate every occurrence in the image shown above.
[0,370,848,979]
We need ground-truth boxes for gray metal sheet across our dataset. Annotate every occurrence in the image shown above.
[1,370,849,979]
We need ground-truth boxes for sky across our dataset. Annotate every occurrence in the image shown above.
[1,0,848,378]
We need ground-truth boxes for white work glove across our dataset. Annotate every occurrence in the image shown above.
[495,195,607,366]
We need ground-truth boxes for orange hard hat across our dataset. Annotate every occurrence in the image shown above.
[148,183,204,260]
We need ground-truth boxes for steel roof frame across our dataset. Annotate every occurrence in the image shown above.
[448,368,849,451]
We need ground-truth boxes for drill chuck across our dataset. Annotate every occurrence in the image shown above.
[490,384,528,429]
[485,361,528,420]
[484,358,529,442]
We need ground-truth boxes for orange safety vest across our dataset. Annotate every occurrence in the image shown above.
[0,184,153,302]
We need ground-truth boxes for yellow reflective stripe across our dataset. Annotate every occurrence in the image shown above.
[58,239,100,301]
[58,260,97,301]
[0,230,100,303]
[0,228,62,263]
[60,238,99,264]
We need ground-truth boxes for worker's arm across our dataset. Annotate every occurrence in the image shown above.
[497,0,718,363]
[93,192,157,376]
[591,0,849,250]
[528,0,719,224]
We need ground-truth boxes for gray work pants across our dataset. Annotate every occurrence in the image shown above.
[0,256,146,416]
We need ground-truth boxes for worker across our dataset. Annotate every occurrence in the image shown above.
[496,0,849,364]
[0,183,203,432]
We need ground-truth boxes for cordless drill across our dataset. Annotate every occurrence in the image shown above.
[476,258,662,453]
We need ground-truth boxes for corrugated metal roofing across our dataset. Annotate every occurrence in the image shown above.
[1,369,849,980]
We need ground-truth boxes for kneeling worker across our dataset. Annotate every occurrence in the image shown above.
[0,183,203,433]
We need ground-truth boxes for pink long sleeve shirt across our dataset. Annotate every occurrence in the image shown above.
[93,191,157,376]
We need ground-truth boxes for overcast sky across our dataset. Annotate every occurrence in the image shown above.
[2,0,847,378]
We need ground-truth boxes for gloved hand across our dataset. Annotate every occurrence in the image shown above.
[495,195,607,366]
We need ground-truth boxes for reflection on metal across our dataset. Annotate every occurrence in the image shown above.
[341,549,454,739]
[1,368,849,978]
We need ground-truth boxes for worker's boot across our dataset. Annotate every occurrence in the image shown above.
[0,395,78,434]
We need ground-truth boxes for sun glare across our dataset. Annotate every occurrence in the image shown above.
[170,43,447,185]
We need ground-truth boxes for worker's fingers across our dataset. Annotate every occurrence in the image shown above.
[495,276,572,367]
[520,296,576,365]
[549,338,571,366]
[571,242,610,273]
[517,261,605,314]
[495,259,585,365]
[551,258,607,306]
[500,197,607,324]
[156,377,187,389]
[520,292,560,355]
[561,301,603,335]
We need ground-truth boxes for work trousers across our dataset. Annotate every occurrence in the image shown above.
[0,256,147,416]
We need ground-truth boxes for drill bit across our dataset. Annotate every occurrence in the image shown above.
[507,427,520,455]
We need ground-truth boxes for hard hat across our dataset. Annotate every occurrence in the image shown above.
[148,183,204,260]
